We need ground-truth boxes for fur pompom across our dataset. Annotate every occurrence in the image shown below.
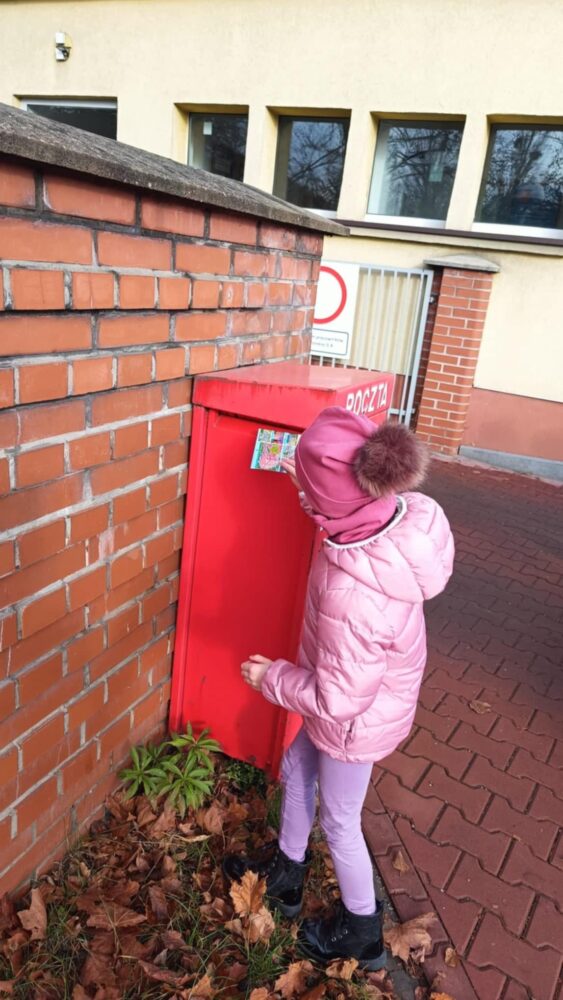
[354,422,429,496]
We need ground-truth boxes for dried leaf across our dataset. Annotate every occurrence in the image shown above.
[275,961,315,997]
[86,903,146,930]
[189,973,216,998]
[431,995,456,1000]
[230,870,266,917]
[80,953,118,989]
[469,700,492,715]
[444,946,459,968]
[226,962,248,983]
[301,985,326,1000]
[0,984,14,996]
[72,987,88,1000]
[249,990,272,1000]
[138,961,190,987]
[326,958,358,980]
[161,928,189,950]
[383,912,437,964]
[149,801,177,839]
[199,802,225,836]
[148,884,169,921]
[391,850,410,875]
[18,888,47,941]
[247,906,276,944]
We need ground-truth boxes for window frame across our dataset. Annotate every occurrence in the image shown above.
[273,113,351,215]
[472,121,563,238]
[365,117,465,228]
[187,110,249,182]
[20,98,118,138]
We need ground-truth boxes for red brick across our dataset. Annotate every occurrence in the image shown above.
[20,714,65,768]
[0,541,15,579]
[113,421,149,459]
[417,764,489,823]
[0,369,14,409]
[267,281,292,306]
[67,627,105,674]
[119,274,156,309]
[0,162,36,208]
[68,566,106,611]
[98,313,169,349]
[157,496,184,530]
[21,587,66,637]
[71,357,114,396]
[395,816,460,889]
[169,380,192,408]
[89,621,151,684]
[0,457,9,495]
[16,775,60,832]
[67,432,109,471]
[158,277,190,310]
[154,347,186,381]
[112,487,147,525]
[151,412,181,445]
[217,343,239,369]
[209,211,257,245]
[18,520,66,569]
[502,841,563,899]
[114,510,157,551]
[70,504,109,543]
[110,546,144,588]
[233,251,268,277]
[0,543,85,612]
[468,912,560,999]
[117,352,153,387]
[18,361,68,404]
[148,474,179,509]
[220,281,245,308]
[0,314,91,357]
[189,344,215,375]
[192,280,220,309]
[144,528,176,567]
[16,443,65,488]
[0,217,92,264]
[45,174,136,224]
[141,196,204,237]
[485,795,558,860]
[107,604,141,646]
[11,268,65,310]
[432,805,510,874]
[296,232,323,255]
[9,611,84,674]
[72,271,115,310]
[91,384,162,426]
[176,243,231,275]
[449,853,533,935]
[376,772,442,833]
[258,224,296,252]
[231,310,270,336]
[90,450,159,496]
[97,231,171,270]
[174,312,226,341]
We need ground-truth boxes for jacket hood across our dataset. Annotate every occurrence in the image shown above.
[323,493,455,604]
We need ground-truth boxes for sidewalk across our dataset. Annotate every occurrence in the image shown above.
[363,458,563,1000]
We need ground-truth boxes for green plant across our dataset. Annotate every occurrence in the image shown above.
[120,725,221,816]
[223,758,268,795]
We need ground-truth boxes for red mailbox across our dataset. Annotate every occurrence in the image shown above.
[170,361,394,775]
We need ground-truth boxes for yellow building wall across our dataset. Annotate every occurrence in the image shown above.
[1,0,562,403]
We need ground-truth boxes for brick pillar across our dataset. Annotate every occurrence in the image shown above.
[415,255,499,455]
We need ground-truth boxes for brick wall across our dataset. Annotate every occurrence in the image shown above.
[0,155,323,894]
[415,267,495,455]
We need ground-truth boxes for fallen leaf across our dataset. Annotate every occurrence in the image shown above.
[444,946,459,968]
[161,928,189,950]
[189,973,216,998]
[249,990,272,1000]
[199,802,225,836]
[86,903,146,930]
[72,987,88,1000]
[391,850,410,875]
[301,984,327,1000]
[326,958,358,980]
[431,994,456,1000]
[149,801,177,839]
[0,984,14,996]
[226,962,248,983]
[17,888,47,941]
[383,912,437,964]
[275,961,315,997]
[230,870,266,917]
[247,906,276,944]
[148,884,169,921]
[138,961,190,987]
[80,953,118,989]
[469,700,491,715]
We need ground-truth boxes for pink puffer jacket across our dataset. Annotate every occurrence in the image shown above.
[261,492,454,763]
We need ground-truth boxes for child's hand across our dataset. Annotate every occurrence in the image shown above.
[241,654,272,691]
[281,459,300,489]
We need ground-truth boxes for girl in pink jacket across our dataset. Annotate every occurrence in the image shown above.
[223,407,454,970]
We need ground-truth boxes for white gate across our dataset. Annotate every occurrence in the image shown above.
[311,262,434,426]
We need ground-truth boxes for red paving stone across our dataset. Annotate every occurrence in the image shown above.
[362,459,563,999]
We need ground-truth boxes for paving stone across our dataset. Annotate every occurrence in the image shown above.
[372,747,429,789]
[468,912,562,999]
[417,763,490,824]
[463,961,506,1000]
[404,728,473,780]
[525,896,563,951]
[395,817,460,890]
[502,841,563,900]
[433,892,481,953]
[361,809,401,854]
[435,692,498,735]
[464,755,534,811]
[449,721,514,769]
[376,772,443,834]
[508,747,563,797]
[489,715,554,762]
[413,702,457,741]
[481,794,558,860]
[432,806,510,874]
[528,785,563,827]
[448,853,534,935]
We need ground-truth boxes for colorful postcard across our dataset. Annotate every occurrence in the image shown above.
[250,429,300,473]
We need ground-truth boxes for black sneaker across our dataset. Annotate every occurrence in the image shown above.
[298,899,386,971]
[223,841,310,918]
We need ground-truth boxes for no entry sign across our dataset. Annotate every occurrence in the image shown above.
[312,261,360,359]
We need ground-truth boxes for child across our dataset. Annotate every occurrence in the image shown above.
[223,406,454,970]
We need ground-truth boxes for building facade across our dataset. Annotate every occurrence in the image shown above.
[1,0,562,474]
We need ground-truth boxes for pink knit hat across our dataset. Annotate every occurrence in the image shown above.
[295,406,376,518]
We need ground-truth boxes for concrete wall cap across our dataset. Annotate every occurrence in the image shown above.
[423,253,500,272]
[0,102,348,238]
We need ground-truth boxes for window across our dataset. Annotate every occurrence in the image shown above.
[475,125,563,232]
[368,120,464,224]
[23,100,117,139]
[188,113,248,182]
[273,117,349,212]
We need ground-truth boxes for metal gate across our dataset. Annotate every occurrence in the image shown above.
[311,262,434,426]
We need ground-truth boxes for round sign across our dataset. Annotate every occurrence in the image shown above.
[313,265,348,325]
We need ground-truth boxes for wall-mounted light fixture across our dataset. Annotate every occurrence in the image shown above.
[55,32,72,61]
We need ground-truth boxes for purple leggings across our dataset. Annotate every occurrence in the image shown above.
[279,727,376,915]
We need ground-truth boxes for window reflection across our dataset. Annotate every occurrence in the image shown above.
[188,113,248,182]
[274,117,349,211]
[476,126,563,230]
